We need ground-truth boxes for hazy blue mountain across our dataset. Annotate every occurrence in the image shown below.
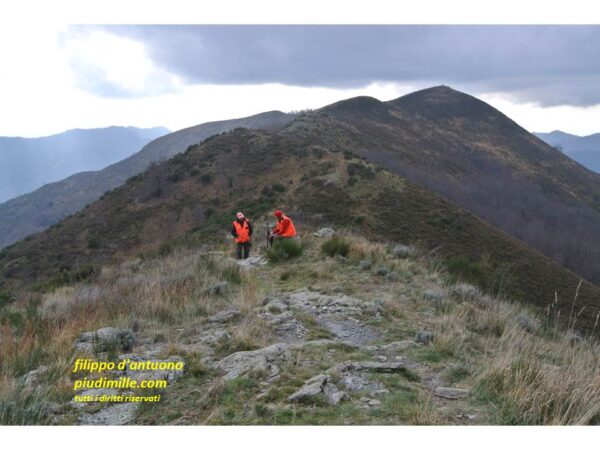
[535,130,600,172]
[0,111,293,249]
[0,126,169,202]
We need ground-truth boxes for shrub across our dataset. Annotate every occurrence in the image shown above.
[376,266,390,277]
[0,291,12,309]
[447,256,485,284]
[261,186,274,197]
[204,207,215,219]
[423,288,446,307]
[392,244,417,259]
[87,237,101,250]
[359,260,372,270]
[271,183,286,193]
[449,283,481,301]
[219,262,242,285]
[321,236,350,258]
[266,239,304,262]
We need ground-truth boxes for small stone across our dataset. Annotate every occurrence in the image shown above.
[287,374,328,402]
[76,327,136,352]
[423,288,446,307]
[516,313,539,333]
[449,283,481,300]
[386,272,400,282]
[202,281,231,296]
[313,228,336,238]
[375,266,390,277]
[380,340,416,352]
[236,256,267,270]
[23,365,48,387]
[368,398,382,407]
[267,301,288,314]
[261,295,275,306]
[376,355,388,362]
[434,387,470,400]
[78,402,139,425]
[567,331,583,346]
[372,389,390,396]
[415,330,434,345]
[208,308,240,323]
[335,255,348,263]
[392,244,417,259]
[326,390,348,406]
[359,260,372,270]
[74,342,94,353]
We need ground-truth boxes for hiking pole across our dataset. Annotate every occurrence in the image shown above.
[265,215,272,249]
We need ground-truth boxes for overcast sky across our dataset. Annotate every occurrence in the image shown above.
[1,25,599,137]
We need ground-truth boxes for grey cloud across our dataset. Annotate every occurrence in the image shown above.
[79,25,600,106]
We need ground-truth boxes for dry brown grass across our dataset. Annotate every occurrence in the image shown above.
[474,322,600,424]
[0,248,253,423]
[425,281,600,424]
[344,233,388,263]
[4,230,600,425]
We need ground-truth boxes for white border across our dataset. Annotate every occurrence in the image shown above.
[2,0,600,447]
[2,0,600,24]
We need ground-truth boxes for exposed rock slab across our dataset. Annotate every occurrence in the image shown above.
[78,403,139,425]
[313,228,336,238]
[287,373,348,405]
[76,327,136,352]
[208,308,240,323]
[434,387,470,400]
[235,256,268,270]
[23,365,48,387]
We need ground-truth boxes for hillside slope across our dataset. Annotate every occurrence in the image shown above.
[1,126,599,332]
[301,86,600,284]
[0,111,293,249]
[0,126,168,203]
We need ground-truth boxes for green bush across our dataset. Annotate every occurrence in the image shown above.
[266,239,304,262]
[87,237,101,250]
[446,253,512,295]
[0,291,12,309]
[321,236,350,258]
[271,183,286,193]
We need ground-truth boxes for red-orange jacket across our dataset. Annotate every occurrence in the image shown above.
[272,215,296,237]
[232,219,252,243]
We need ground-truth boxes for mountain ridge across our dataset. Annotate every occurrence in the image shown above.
[0,111,294,249]
[306,86,600,284]
[2,119,600,332]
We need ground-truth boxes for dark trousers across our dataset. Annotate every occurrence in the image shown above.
[236,242,251,259]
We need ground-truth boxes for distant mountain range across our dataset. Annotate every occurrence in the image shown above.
[0,126,169,203]
[0,112,294,249]
[3,86,600,333]
[534,130,600,172]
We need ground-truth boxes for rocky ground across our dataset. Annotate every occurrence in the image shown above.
[10,228,599,425]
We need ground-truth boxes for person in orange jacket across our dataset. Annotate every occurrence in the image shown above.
[231,212,253,259]
[268,210,296,246]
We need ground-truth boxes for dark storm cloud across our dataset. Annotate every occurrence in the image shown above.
[84,25,600,106]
